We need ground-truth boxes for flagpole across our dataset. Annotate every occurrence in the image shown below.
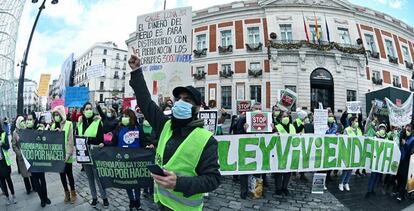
[164,0,166,10]
[324,13,330,43]
[302,11,310,43]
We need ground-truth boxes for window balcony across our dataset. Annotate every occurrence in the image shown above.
[245,42,263,52]
[192,71,206,80]
[248,69,263,77]
[410,85,414,92]
[372,77,383,85]
[219,70,234,78]
[114,75,119,79]
[405,61,413,70]
[193,48,207,58]
[218,45,233,54]
[388,55,398,64]
[393,82,401,88]
[366,50,380,59]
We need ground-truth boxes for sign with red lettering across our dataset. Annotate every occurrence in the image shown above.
[237,100,254,115]
[246,112,272,133]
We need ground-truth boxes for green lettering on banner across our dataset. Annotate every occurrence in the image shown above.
[259,136,276,170]
[361,138,374,169]
[323,136,337,168]
[337,137,351,168]
[314,137,323,168]
[301,137,313,168]
[381,142,394,172]
[238,138,258,171]
[374,141,385,171]
[218,141,237,171]
[351,137,363,167]
[290,137,301,170]
[275,136,291,170]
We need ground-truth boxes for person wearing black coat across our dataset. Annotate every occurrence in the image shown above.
[96,105,119,134]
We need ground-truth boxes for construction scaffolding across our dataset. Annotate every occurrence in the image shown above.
[0,0,25,118]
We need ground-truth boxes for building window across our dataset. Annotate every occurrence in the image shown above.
[116,53,120,60]
[123,63,126,70]
[250,85,261,103]
[250,62,261,70]
[385,39,395,58]
[309,25,322,43]
[364,34,377,53]
[115,61,120,69]
[220,30,232,47]
[196,66,205,74]
[89,60,91,66]
[103,49,107,55]
[100,94,103,102]
[222,64,231,74]
[393,75,401,87]
[102,59,106,66]
[221,86,232,109]
[402,45,411,63]
[346,90,357,101]
[100,82,104,90]
[124,55,127,61]
[280,24,292,42]
[114,71,119,79]
[247,27,260,45]
[338,28,351,45]
[196,87,205,103]
[196,34,207,50]
[372,71,381,80]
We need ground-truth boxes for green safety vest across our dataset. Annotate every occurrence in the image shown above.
[77,119,102,138]
[276,124,296,134]
[154,120,212,211]
[1,132,11,166]
[345,126,362,136]
[51,121,73,163]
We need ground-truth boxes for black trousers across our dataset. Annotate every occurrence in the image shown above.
[396,159,410,197]
[32,172,48,202]
[23,176,35,192]
[274,173,291,190]
[0,175,15,197]
[59,163,75,191]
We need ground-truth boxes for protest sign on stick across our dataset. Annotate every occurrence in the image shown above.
[277,89,297,111]
[246,112,273,133]
[346,101,361,114]
[198,110,218,134]
[75,136,91,164]
[237,100,254,115]
[385,93,413,127]
[313,109,328,135]
[64,87,89,107]
[87,64,105,79]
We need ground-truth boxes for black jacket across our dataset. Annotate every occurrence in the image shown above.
[97,105,119,134]
[129,69,221,197]
[76,116,104,146]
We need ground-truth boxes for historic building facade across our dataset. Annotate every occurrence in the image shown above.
[126,0,414,115]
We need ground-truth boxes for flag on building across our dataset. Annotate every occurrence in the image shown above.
[325,17,330,43]
[303,14,310,43]
[315,14,320,42]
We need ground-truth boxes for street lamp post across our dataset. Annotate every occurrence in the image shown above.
[16,0,58,115]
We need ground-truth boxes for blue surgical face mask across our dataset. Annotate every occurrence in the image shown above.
[172,99,193,120]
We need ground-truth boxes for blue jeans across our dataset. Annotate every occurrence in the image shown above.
[340,170,352,184]
[368,172,380,192]
[126,188,140,203]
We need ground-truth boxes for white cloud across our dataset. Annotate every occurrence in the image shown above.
[374,0,406,9]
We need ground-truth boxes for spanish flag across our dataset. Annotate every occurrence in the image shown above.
[303,13,309,43]
[315,13,320,42]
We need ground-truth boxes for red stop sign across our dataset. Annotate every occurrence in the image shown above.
[238,101,250,113]
[252,113,267,131]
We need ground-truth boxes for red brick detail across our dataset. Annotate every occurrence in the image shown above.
[393,34,404,64]
[235,20,244,49]
[356,24,362,39]
[366,67,370,80]
[218,21,233,28]
[208,83,217,100]
[399,37,408,44]
[381,30,392,37]
[408,41,414,62]
[194,26,208,32]
[209,25,216,52]
[375,28,386,59]
[208,63,218,75]
[263,18,269,47]
[266,82,271,109]
[401,75,408,88]
[360,24,374,32]
[234,61,246,73]
[264,60,270,73]
[244,18,261,24]
[383,70,391,84]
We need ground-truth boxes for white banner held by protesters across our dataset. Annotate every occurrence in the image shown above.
[385,93,413,127]
[87,64,105,79]
[346,101,361,114]
[313,109,328,135]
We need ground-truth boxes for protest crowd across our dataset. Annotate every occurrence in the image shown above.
[0,54,413,211]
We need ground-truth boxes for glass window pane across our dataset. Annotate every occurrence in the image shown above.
[221,86,232,109]
[250,85,261,103]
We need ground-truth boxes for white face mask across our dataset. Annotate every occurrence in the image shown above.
[163,110,172,115]
[107,112,112,118]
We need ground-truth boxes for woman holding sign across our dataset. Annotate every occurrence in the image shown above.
[0,120,16,205]
[110,108,153,210]
[76,102,109,208]
[51,106,77,204]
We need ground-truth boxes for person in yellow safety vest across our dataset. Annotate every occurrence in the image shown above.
[51,105,77,204]
[274,111,296,196]
[0,119,16,205]
[292,109,309,182]
[128,54,221,211]
[76,102,109,208]
[339,116,362,192]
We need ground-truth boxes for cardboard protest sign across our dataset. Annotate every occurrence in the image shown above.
[75,136,91,164]
[135,7,192,98]
[19,130,65,173]
[64,87,89,107]
[198,110,218,134]
[216,134,401,175]
[237,100,254,115]
[407,154,414,193]
[38,74,51,97]
[277,89,297,111]
[314,109,328,135]
[51,99,64,109]
[91,147,154,189]
[246,112,273,133]
[346,101,361,114]
[87,64,105,79]
[386,93,413,127]
[312,173,326,194]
